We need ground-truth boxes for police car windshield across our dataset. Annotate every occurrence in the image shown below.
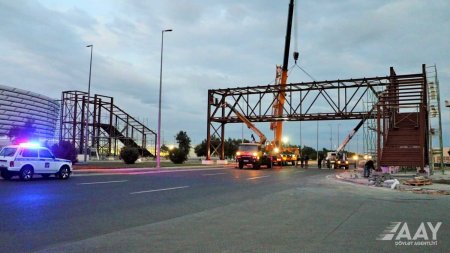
[0,148,17,157]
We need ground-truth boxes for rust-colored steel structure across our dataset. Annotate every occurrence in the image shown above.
[377,65,429,170]
[207,65,429,170]
[60,91,156,157]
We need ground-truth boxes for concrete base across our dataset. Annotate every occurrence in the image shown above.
[201,160,214,165]
[216,160,228,165]
[77,154,89,162]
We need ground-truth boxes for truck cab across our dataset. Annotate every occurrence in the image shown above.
[236,143,271,169]
[325,152,337,169]
[325,151,349,169]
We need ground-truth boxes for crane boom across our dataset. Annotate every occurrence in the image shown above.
[271,0,295,147]
[336,107,375,153]
[227,104,267,145]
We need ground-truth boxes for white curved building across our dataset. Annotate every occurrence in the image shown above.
[0,84,59,140]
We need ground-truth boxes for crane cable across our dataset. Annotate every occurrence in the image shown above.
[293,0,299,63]
[290,0,318,84]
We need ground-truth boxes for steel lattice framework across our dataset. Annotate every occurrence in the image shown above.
[207,66,428,161]
[60,91,156,158]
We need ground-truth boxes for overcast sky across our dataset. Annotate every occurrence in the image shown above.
[1,0,449,152]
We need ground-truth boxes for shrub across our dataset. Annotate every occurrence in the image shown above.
[120,146,140,164]
[51,141,78,163]
[169,148,187,164]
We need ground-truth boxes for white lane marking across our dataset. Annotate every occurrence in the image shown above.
[246,175,270,180]
[130,186,190,195]
[73,167,228,177]
[78,180,128,185]
[203,172,227,176]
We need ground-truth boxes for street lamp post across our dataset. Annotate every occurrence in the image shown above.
[328,124,333,150]
[446,100,449,168]
[337,123,341,147]
[156,29,172,169]
[316,120,319,162]
[84,45,93,163]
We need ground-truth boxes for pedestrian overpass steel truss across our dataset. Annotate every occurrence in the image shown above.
[60,91,156,158]
[207,66,429,162]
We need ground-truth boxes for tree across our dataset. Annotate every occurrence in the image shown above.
[7,119,37,144]
[194,138,248,158]
[300,145,317,160]
[169,131,191,164]
[160,144,170,159]
[224,138,243,158]
[51,140,78,163]
[120,146,140,164]
[169,148,187,164]
[194,137,220,157]
[194,139,208,157]
[176,131,191,154]
[161,144,169,153]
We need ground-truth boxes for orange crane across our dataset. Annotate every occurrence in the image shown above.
[265,0,300,165]
[271,0,294,147]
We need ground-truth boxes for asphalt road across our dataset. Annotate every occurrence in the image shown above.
[0,166,448,253]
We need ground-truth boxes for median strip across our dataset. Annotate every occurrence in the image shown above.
[130,186,190,195]
[78,180,128,185]
[246,175,270,180]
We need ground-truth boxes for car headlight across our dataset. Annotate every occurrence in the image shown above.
[236,152,241,156]
[253,152,258,157]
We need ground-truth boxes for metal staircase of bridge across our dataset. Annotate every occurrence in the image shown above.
[377,65,429,170]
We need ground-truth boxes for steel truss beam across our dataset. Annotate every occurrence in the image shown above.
[207,67,427,160]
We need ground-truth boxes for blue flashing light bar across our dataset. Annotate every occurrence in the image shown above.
[19,142,41,148]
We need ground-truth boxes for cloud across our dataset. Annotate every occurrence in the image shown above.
[0,0,449,151]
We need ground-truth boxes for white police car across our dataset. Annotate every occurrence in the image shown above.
[0,143,72,181]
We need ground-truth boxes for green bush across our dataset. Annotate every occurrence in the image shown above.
[169,148,187,164]
[51,141,78,163]
[120,146,140,164]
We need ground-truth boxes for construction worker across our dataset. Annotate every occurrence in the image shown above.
[318,153,323,169]
[364,160,375,178]
[294,149,300,167]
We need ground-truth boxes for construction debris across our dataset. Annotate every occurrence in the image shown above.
[403,176,433,186]
[368,173,394,187]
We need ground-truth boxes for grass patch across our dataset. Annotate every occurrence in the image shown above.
[73,160,209,170]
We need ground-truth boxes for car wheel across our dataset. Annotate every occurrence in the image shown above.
[20,166,34,181]
[1,171,13,180]
[58,166,71,179]
[254,163,260,170]
[238,162,244,169]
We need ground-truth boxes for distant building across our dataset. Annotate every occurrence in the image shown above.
[0,84,59,141]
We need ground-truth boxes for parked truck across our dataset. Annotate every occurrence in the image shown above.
[225,103,272,169]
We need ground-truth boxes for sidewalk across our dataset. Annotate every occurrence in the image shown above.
[335,169,450,195]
